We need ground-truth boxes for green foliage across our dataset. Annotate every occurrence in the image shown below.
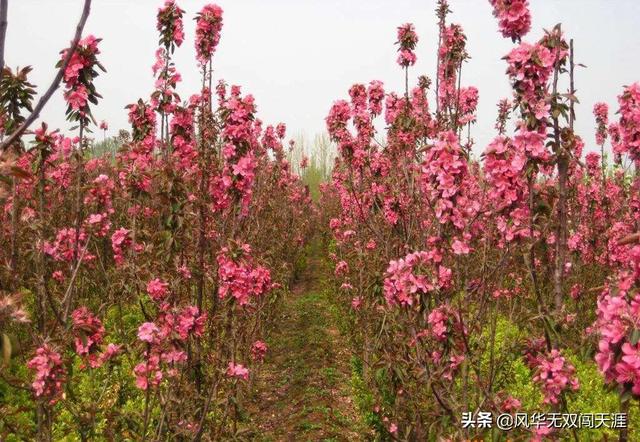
[0,66,36,135]
[503,358,543,411]
[482,317,634,440]
[350,356,385,438]
[0,359,35,440]
[288,133,335,201]
[88,136,121,160]
[565,351,638,440]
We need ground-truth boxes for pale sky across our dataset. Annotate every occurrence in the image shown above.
[4,0,640,153]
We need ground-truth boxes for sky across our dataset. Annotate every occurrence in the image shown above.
[4,0,640,154]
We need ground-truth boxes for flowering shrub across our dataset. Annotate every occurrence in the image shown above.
[26,345,66,404]
[489,0,531,42]
[396,23,418,67]
[323,0,640,440]
[0,2,313,439]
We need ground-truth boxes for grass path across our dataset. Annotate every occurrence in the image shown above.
[242,242,369,441]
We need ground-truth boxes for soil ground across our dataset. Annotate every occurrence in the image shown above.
[241,243,369,441]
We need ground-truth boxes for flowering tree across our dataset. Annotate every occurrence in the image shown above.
[0,2,312,440]
[324,0,640,440]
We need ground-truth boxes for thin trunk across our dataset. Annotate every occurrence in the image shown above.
[66,123,84,320]
[620,397,629,442]
[0,0,8,83]
[35,151,49,442]
[10,180,18,287]
[552,47,566,314]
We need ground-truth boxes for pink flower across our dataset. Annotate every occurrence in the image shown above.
[111,228,132,265]
[52,270,65,282]
[195,4,224,65]
[397,49,417,67]
[501,396,521,412]
[146,278,169,302]
[489,0,531,41]
[531,348,579,404]
[226,362,249,380]
[65,85,88,111]
[133,358,163,390]
[71,307,105,358]
[396,23,418,51]
[176,306,206,340]
[593,102,609,145]
[251,340,268,362]
[157,0,185,49]
[217,247,272,306]
[384,251,450,306]
[138,322,160,343]
[451,238,471,255]
[335,260,349,277]
[27,344,66,404]
[617,82,640,161]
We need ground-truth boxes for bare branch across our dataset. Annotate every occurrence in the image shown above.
[0,0,92,152]
[0,0,8,84]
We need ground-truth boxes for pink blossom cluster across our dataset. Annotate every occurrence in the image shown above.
[43,227,95,263]
[483,135,530,243]
[505,42,554,123]
[111,227,138,265]
[457,86,479,124]
[593,102,609,146]
[437,24,467,109]
[617,82,640,162]
[218,86,260,213]
[226,362,249,380]
[349,83,376,145]
[420,132,481,228]
[146,278,169,302]
[396,23,418,67]
[134,304,206,390]
[126,99,157,151]
[195,4,224,65]
[157,0,185,50]
[594,260,640,397]
[529,348,579,404]
[383,250,451,306]
[85,174,115,211]
[71,307,121,368]
[326,81,393,167]
[151,48,182,115]
[427,304,455,341]
[217,245,272,306]
[60,35,102,117]
[27,344,66,404]
[251,340,268,362]
[71,307,105,357]
[120,100,156,192]
[169,105,197,171]
[488,0,531,42]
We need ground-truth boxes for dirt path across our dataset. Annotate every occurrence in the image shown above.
[241,244,368,441]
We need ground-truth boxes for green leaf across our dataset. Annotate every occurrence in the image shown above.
[630,329,640,346]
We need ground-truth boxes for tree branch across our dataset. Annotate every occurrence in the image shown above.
[0,0,8,84]
[0,0,92,152]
